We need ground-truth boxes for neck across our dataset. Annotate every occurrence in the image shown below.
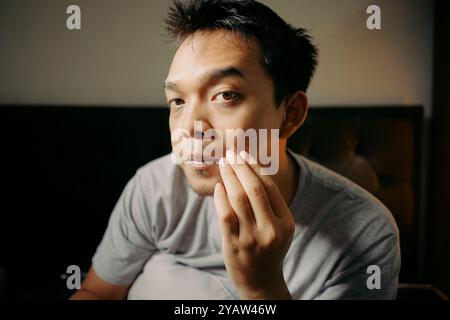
[272,147,299,207]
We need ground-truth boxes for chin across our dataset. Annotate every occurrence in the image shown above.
[181,163,220,196]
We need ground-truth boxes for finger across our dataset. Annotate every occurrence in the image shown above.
[213,182,238,240]
[218,157,256,232]
[238,150,290,220]
[225,149,275,228]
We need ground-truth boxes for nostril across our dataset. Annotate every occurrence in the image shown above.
[194,130,205,139]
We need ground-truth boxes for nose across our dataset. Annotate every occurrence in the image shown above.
[180,100,212,140]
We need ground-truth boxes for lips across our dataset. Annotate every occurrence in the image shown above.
[186,154,220,167]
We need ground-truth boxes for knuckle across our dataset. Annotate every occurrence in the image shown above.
[229,191,248,205]
[256,225,278,247]
[220,211,235,226]
[249,183,266,199]
[264,227,278,244]
[240,237,257,250]
[285,217,296,235]
[264,181,277,193]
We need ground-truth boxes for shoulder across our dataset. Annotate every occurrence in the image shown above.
[133,153,186,195]
[136,153,179,180]
[122,153,194,239]
[290,150,399,240]
[122,153,190,221]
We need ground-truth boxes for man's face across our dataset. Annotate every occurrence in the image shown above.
[165,30,284,196]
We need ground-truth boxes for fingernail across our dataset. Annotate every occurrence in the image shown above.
[238,150,247,163]
[214,182,222,193]
[235,150,245,164]
[219,157,227,166]
[225,149,235,164]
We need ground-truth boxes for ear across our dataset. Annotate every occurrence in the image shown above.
[279,91,308,139]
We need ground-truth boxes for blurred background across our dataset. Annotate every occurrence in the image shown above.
[0,0,448,300]
[0,0,433,112]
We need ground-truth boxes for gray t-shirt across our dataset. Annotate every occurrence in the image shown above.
[92,149,400,300]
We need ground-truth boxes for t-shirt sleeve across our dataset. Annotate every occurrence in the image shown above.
[91,170,156,285]
[314,205,401,300]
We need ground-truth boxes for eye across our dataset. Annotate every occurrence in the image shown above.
[212,91,241,103]
[168,98,185,109]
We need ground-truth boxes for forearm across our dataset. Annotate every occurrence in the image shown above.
[247,285,292,300]
[239,274,293,300]
[69,289,104,300]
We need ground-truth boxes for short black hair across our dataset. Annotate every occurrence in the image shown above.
[164,0,318,106]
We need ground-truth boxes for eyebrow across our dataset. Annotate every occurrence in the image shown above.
[164,66,245,91]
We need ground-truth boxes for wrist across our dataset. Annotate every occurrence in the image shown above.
[238,275,292,300]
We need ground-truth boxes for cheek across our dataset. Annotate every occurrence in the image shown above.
[169,113,178,132]
[211,107,278,132]
[209,104,262,130]
[168,120,176,148]
[209,111,281,156]
[169,116,187,154]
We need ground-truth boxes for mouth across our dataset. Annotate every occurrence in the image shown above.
[185,154,220,169]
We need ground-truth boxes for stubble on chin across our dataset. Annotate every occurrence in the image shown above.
[180,164,218,196]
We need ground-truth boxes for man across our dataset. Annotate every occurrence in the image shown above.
[70,0,400,300]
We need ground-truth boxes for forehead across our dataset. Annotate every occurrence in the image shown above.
[167,30,264,80]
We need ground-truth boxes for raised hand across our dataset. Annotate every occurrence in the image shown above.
[214,149,296,299]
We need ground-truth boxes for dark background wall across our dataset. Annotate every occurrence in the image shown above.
[428,0,450,297]
[0,0,434,116]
